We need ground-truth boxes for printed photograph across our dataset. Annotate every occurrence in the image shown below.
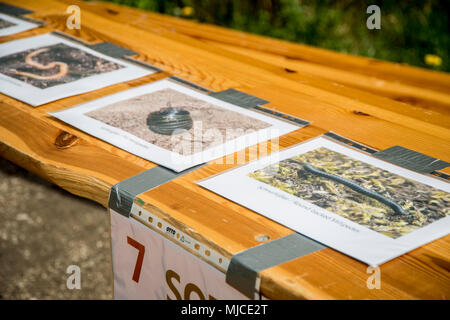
[0,17,16,29]
[248,147,450,238]
[0,43,124,89]
[86,88,271,155]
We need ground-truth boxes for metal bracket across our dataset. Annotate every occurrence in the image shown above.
[0,2,44,25]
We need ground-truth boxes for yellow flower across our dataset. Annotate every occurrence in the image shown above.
[181,6,194,17]
[425,54,442,66]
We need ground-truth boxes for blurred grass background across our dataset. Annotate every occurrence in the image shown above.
[104,0,449,72]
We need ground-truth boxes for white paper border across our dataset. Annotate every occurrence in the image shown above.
[0,33,153,106]
[50,78,300,172]
[197,136,450,266]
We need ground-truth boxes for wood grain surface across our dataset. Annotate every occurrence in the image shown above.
[0,0,449,299]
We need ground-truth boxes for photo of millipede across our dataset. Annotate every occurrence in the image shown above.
[248,147,450,238]
[0,43,124,89]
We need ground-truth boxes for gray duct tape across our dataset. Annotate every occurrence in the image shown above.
[210,89,269,109]
[374,146,449,174]
[123,57,162,72]
[109,163,204,217]
[0,3,33,16]
[226,233,325,299]
[324,132,378,154]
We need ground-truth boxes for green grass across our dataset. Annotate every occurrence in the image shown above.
[105,0,449,72]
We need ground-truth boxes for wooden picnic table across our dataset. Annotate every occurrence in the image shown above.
[0,0,449,299]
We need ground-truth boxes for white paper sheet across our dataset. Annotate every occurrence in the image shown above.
[197,136,450,266]
[0,13,39,36]
[50,79,301,172]
[0,33,153,106]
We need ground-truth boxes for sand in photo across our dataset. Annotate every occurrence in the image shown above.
[86,88,271,155]
[0,43,124,89]
[0,17,15,29]
[249,147,450,238]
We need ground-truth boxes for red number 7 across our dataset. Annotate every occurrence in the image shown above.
[127,236,145,283]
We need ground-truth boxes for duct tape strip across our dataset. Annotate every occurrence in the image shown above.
[430,171,450,181]
[51,31,88,46]
[324,132,449,180]
[226,233,325,299]
[253,105,310,127]
[109,163,204,218]
[130,204,231,272]
[374,146,449,174]
[169,76,212,94]
[209,88,269,109]
[0,2,33,16]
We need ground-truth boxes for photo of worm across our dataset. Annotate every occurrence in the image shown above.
[248,147,450,238]
[0,43,124,89]
[0,18,16,29]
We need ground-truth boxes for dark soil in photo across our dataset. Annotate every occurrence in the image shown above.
[0,43,124,89]
[249,147,450,238]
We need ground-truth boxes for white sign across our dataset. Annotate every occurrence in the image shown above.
[0,13,39,37]
[110,209,249,300]
[197,136,450,266]
[0,33,153,106]
[51,79,299,172]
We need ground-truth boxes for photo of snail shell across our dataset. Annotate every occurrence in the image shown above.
[86,88,270,155]
[147,106,193,135]
[249,147,450,238]
[0,43,124,89]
